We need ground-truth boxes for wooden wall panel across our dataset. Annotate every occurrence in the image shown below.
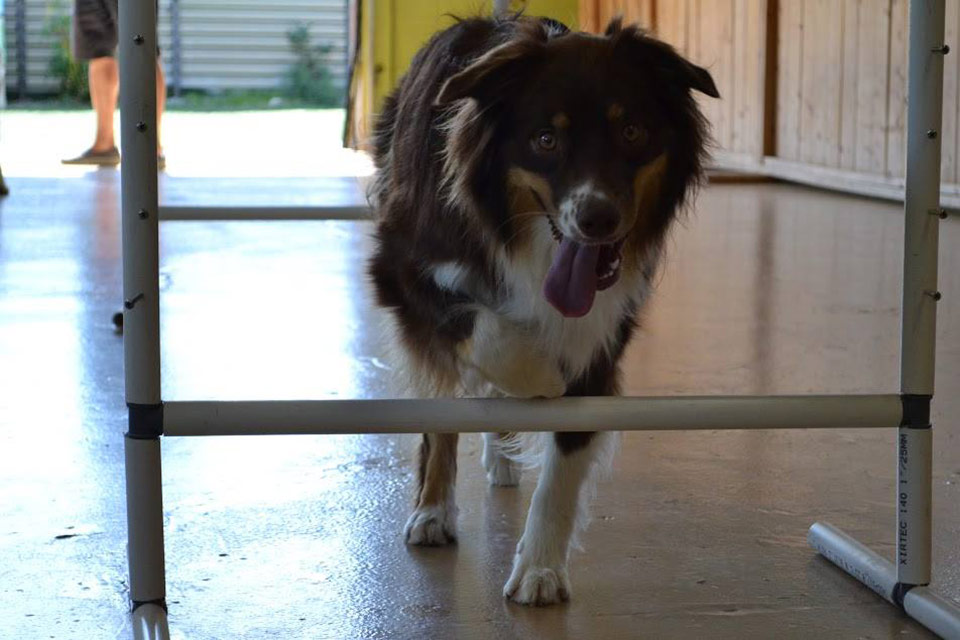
[583,0,960,205]
[800,0,843,167]
[580,0,601,32]
[839,0,860,170]
[853,0,891,174]
[656,0,689,54]
[696,1,737,150]
[943,0,958,183]
[732,0,763,157]
[776,0,803,162]
[886,0,909,178]
[775,0,905,175]
[670,0,767,163]
[596,0,655,30]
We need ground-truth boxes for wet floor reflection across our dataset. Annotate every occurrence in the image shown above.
[1,173,957,639]
[159,220,387,401]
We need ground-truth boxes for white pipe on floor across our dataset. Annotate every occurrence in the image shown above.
[161,394,902,437]
[158,205,371,221]
[808,522,898,603]
[809,522,960,639]
[904,588,960,640]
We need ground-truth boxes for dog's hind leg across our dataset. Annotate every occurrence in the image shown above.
[482,432,521,487]
[504,431,611,605]
[405,433,459,545]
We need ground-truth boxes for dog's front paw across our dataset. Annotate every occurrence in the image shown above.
[484,454,521,487]
[503,557,571,606]
[482,437,521,487]
[404,503,457,546]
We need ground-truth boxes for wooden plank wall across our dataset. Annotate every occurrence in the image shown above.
[580,0,655,32]
[582,0,960,205]
[774,0,907,179]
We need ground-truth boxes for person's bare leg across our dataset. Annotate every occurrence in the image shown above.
[88,57,119,151]
[156,60,166,154]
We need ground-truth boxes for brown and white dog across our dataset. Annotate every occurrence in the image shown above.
[368,15,717,606]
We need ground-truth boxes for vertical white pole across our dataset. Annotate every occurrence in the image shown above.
[901,4,944,396]
[121,0,160,405]
[125,437,166,604]
[897,427,933,586]
[897,0,944,588]
[120,0,165,607]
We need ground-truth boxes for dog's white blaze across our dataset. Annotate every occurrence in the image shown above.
[557,181,613,238]
[496,222,649,380]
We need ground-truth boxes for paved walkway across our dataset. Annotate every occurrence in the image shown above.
[0,108,374,178]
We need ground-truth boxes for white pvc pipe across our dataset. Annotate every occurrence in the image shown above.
[124,437,166,604]
[904,588,960,640]
[808,522,897,603]
[896,0,944,589]
[158,205,371,221]
[131,603,171,640]
[119,0,161,406]
[161,394,902,437]
[901,0,944,396]
[120,0,167,616]
[810,522,960,639]
[897,427,933,585]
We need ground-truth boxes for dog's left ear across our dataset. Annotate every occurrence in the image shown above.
[677,59,719,98]
[436,37,545,106]
[613,27,720,99]
[649,42,720,98]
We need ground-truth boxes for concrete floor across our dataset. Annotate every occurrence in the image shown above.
[0,169,958,639]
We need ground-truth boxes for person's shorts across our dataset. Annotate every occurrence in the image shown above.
[72,0,159,60]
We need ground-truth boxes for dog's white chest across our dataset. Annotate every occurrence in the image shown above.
[497,232,648,379]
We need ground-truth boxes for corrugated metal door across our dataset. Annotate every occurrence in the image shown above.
[4,0,348,96]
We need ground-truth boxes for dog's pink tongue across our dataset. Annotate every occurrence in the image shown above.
[543,238,600,317]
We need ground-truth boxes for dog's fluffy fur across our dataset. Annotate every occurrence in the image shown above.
[369,15,717,605]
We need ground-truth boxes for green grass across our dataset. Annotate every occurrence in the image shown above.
[4,97,90,111]
[167,89,343,111]
[5,88,345,112]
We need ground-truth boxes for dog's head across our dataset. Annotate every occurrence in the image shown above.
[436,18,718,317]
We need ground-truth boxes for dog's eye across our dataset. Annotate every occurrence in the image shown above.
[622,124,645,144]
[534,130,558,152]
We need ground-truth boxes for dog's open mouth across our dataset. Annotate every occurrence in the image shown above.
[544,215,624,318]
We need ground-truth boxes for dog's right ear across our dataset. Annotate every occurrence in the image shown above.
[435,38,545,106]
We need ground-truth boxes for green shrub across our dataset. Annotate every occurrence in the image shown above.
[44,9,89,101]
[285,23,341,106]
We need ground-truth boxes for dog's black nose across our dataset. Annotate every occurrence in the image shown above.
[576,198,620,240]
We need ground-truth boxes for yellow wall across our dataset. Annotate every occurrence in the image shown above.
[348,0,578,147]
[373,0,580,109]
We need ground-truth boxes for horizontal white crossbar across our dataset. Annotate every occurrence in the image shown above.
[161,394,902,436]
[158,206,371,221]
